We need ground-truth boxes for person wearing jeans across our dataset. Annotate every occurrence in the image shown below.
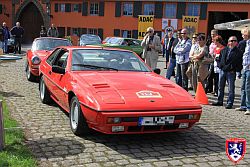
[235,28,250,115]
[217,70,236,107]
[166,30,181,79]
[173,28,192,91]
[1,22,10,54]
[212,36,243,109]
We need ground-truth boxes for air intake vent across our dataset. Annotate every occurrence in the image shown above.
[160,84,175,88]
[92,83,110,89]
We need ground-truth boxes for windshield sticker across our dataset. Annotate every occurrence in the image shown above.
[136,91,162,98]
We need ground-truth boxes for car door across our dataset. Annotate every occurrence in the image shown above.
[42,48,62,96]
[49,49,70,109]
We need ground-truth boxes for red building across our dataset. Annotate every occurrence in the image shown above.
[0,0,250,43]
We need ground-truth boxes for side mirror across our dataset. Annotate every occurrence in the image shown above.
[52,66,65,74]
[153,68,161,75]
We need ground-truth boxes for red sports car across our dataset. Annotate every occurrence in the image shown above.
[25,37,72,81]
[39,46,202,135]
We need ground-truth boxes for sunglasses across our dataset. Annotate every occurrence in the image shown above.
[181,33,186,34]
[228,40,237,42]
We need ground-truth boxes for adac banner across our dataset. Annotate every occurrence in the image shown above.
[138,15,154,39]
[182,16,199,38]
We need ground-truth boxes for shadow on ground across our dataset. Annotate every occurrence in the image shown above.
[0,91,24,97]
[26,137,85,159]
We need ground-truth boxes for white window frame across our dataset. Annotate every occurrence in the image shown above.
[122,30,132,38]
[143,4,155,15]
[88,28,98,35]
[59,4,65,12]
[123,3,133,16]
[90,2,99,15]
[73,4,79,12]
[165,3,176,19]
[187,3,200,16]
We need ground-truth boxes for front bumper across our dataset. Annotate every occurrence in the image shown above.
[30,64,40,76]
[87,109,202,134]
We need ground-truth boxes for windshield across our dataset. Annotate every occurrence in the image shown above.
[71,49,150,72]
[108,37,123,45]
[80,35,101,45]
[32,38,72,51]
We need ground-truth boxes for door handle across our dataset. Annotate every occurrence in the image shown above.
[49,71,52,75]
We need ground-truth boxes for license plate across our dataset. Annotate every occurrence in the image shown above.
[138,116,175,126]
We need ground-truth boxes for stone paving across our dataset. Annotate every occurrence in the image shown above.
[0,48,249,167]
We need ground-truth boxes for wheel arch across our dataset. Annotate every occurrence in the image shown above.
[68,91,76,107]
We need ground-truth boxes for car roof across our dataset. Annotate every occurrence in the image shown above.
[34,37,69,41]
[109,37,140,40]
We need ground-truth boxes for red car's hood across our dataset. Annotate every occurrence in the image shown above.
[73,72,201,111]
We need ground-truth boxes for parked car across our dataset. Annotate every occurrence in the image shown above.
[102,36,112,44]
[79,34,102,46]
[39,46,202,136]
[100,37,143,57]
[25,37,72,81]
[7,36,15,53]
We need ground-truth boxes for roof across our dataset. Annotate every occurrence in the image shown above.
[214,19,250,31]
[129,0,250,3]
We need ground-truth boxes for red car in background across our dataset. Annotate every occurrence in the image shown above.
[39,46,202,136]
[25,37,72,81]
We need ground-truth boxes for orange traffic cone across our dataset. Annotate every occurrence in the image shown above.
[195,82,209,105]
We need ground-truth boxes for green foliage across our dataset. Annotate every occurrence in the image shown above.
[64,36,72,43]
[0,98,37,167]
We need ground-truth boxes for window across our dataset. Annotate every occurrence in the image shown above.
[187,3,200,16]
[123,3,133,16]
[90,2,99,15]
[165,4,176,18]
[59,4,65,12]
[72,28,79,36]
[54,52,69,68]
[46,49,61,65]
[88,28,98,35]
[143,4,154,15]
[122,30,132,38]
[73,4,79,12]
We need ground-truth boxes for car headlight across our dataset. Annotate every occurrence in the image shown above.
[31,56,41,65]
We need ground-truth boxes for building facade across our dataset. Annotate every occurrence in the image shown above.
[0,0,250,43]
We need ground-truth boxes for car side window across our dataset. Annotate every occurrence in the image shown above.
[126,39,134,46]
[132,40,140,46]
[121,39,128,46]
[46,48,61,65]
[52,50,69,69]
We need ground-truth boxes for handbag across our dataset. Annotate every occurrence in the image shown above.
[202,54,214,64]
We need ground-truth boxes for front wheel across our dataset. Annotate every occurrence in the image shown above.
[39,76,52,104]
[25,63,37,82]
[70,96,90,136]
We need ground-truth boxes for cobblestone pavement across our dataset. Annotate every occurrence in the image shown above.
[0,48,249,167]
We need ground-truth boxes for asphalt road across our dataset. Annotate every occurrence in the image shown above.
[0,46,249,167]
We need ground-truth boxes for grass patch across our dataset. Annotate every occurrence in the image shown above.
[0,98,37,167]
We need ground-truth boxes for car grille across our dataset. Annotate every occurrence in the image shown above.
[127,124,179,132]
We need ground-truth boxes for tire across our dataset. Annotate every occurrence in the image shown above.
[25,63,37,82]
[39,76,52,104]
[70,96,90,136]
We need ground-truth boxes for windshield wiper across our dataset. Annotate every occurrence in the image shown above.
[72,64,118,71]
